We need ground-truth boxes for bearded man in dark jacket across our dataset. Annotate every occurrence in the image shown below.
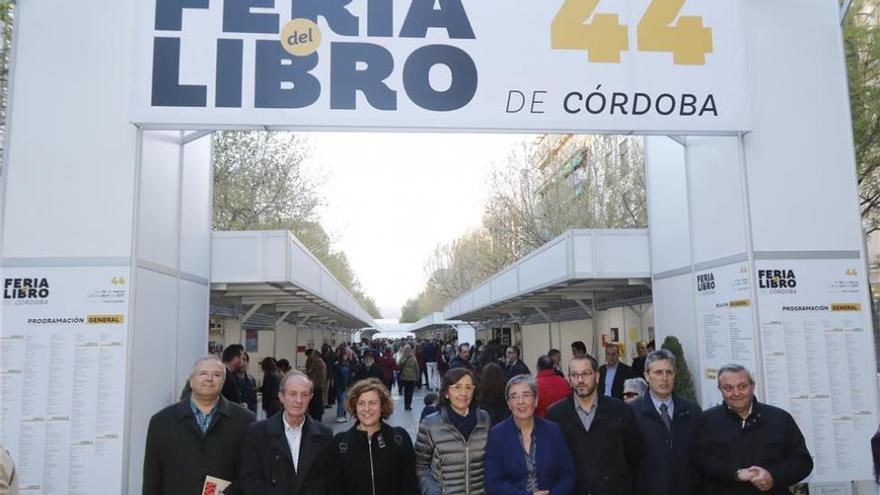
[547,354,642,495]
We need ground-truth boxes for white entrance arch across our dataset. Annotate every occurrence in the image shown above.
[1,1,877,493]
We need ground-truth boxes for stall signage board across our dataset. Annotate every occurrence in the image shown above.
[756,259,878,483]
[1,266,130,494]
[694,261,756,408]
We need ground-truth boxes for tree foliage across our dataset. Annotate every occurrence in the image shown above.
[846,0,880,233]
[424,229,503,302]
[213,131,319,231]
[661,335,697,403]
[842,1,880,370]
[0,1,15,158]
[212,131,381,319]
[400,289,447,323]
[482,136,646,260]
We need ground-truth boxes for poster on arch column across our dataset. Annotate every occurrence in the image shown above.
[756,258,878,483]
[1,266,130,495]
[694,261,757,408]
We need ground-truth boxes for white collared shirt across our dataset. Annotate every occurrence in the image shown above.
[283,414,305,470]
[650,392,674,419]
[604,364,618,396]
[740,404,754,429]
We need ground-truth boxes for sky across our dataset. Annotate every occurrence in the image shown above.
[306,132,531,319]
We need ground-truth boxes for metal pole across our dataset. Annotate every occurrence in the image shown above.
[678,137,704,403]
[591,300,599,356]
[736,133,767,401]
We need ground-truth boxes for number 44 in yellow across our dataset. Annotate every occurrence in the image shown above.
[551,0,713,65]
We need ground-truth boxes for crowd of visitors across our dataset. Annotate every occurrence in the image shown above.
[142,337,817,495]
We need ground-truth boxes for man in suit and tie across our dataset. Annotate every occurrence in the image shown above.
[629,350,703,495]
[240,370,333,495]
[631,341,648,378]
[598,343,635,400]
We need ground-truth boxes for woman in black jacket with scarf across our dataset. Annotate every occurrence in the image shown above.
[327,378,417,495]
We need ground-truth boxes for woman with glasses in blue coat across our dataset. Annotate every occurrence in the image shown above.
[484,374,575,495]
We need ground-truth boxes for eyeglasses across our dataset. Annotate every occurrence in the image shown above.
[568,371,595,381]
[623,392,640,399]
[449,384,475,393]
[508,392,535,402]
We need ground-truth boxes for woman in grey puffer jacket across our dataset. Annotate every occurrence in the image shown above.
[415,368,491,495]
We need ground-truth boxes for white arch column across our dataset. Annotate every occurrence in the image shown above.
[647,0,879,489]
[0,1,213,494]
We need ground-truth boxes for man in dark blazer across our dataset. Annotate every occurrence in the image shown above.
[240,370,333,495]
[598,343,635,400]
[143,356,255,495]
[547,354,642,495]
[630,349,702,495]
[630,341,647,378]
[693,364,812,495]
[222,344,246,405]
[503,346,531,382]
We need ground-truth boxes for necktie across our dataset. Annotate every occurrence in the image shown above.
[660,402,672,432]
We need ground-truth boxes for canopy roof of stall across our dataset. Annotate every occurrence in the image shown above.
[210,231,376,331]
[443,230,652,326]
[408,312,469,333]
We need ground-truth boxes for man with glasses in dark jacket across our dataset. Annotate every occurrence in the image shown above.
[547,354,642,495]
[143,356,255,495]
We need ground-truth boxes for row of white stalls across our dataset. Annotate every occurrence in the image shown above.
[217,229,657,382]
[408,312,477,346]
[411,229,657,375]
[208,230,376,377]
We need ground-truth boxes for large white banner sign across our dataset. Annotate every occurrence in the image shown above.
[1,266,130,495]
[131,0,750,133]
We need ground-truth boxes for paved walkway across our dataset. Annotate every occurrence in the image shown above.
[319,386,433,440]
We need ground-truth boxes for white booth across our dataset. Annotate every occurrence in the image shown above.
[444,229,654,377]
[210,230,375,371]
[409,312,476,347]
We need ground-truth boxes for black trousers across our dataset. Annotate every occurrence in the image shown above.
[402,380,416,409]
[309,387,324,421]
